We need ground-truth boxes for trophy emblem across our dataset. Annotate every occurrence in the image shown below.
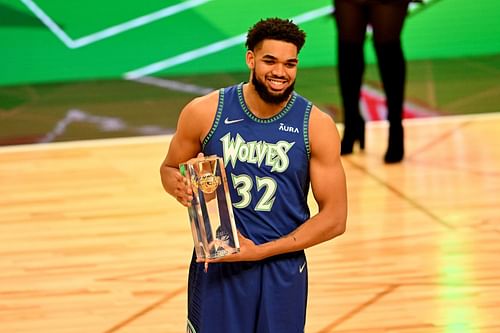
[195,173,220,193]
[180,155,240,259]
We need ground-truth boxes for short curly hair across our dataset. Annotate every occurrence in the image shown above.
[245,17,306,53]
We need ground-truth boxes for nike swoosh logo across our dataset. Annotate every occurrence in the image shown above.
[299,261,306,273]
[224,117,244,125]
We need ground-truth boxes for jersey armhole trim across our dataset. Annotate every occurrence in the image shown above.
[202,88,224,149]
[303,102,312,160]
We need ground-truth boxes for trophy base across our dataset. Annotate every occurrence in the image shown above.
[196,245,240,260]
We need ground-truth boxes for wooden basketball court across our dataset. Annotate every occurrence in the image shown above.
[1,113,499,332]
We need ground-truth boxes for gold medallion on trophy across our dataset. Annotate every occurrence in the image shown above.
[197,173,220,193]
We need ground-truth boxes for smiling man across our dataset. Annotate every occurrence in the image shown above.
[160,18,347,333]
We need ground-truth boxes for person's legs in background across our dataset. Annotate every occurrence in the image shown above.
[334,0,368,155]
[370,1,409,163]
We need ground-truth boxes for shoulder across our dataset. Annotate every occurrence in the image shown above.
[175,89,221,141]
[309,105,338,133]
[182,89,220,118]
[308,105,341,155]
[180,89,219,124]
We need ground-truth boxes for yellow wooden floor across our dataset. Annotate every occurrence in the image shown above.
[1,114,499,333]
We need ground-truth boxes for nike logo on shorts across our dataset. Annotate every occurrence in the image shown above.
[299,261,306,273]
[224,117,244,125]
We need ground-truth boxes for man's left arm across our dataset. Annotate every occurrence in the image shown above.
[211,106,347,262]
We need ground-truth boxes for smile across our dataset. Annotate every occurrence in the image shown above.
[267,78,287,90]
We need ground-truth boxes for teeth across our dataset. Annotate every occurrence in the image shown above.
[269,79,285,85]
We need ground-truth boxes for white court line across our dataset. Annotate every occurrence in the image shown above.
[132,76,214,95]
[2,113,499,154]
[36,109,172,144]
[124,33,248,80]
[20,0,74,47]
[124,5,334,80]
[20,0,210,49]
[0,134,172,153]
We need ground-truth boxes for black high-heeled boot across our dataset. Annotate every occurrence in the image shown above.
[338,40,365,155]
[341,116,365,155]
[374,40,406,163]
[384,124,404,163]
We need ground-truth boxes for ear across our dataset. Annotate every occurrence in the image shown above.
[246,50,255,70]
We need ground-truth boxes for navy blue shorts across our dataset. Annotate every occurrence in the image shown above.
[186,251,308,333]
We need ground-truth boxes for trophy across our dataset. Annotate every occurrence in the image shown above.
[179,155,240,259]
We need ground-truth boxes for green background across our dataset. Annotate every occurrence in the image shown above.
[0,0,499,146]
[1,0,499,85]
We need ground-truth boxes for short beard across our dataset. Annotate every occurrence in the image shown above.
[252,71,295,105]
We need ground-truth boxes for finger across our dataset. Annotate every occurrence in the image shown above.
[177,174,193,196]
[175,190,192,207]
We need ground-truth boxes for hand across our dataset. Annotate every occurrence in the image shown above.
[173,170,193,207]
[174,152,205,207]
[197,232,264,269]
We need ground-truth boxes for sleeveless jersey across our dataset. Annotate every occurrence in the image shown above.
[202,83,312,244]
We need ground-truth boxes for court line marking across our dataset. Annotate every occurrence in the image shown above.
[317,285,399,333]
[345,159,457,230]
[1,113,499,154]
[123,5,335,79]
[20,0,210,49]
[360,84,439,121]
[0,134,172,153]
[132,76,214,95]
[36,109,172,144]
[441,85,500,111]
[102,286,185,333]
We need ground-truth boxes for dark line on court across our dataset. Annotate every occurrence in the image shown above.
[409,158,500,177]
[469,218,500,234]
[316,284,399,333]
[407,119,473,160]
[345,159,455,230]
[101,286,185,333]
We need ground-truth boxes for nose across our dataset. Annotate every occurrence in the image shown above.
[271,63,286,77]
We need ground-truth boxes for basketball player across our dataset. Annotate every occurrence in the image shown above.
[160,18,347,333]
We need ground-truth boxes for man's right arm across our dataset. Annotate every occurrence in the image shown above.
[159,91,219,206]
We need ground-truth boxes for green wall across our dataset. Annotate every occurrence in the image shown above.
[1,0,499,86]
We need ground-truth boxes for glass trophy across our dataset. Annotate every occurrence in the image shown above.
[179,155,240,259]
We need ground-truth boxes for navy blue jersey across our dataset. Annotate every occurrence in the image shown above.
[202,83,312,244]
[187,83,312,333]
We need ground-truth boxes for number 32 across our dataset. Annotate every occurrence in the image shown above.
[231,174,277,211]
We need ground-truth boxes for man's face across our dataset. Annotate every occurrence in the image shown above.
[247,39,298,105]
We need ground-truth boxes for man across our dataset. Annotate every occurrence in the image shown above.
[160,17,347,333]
